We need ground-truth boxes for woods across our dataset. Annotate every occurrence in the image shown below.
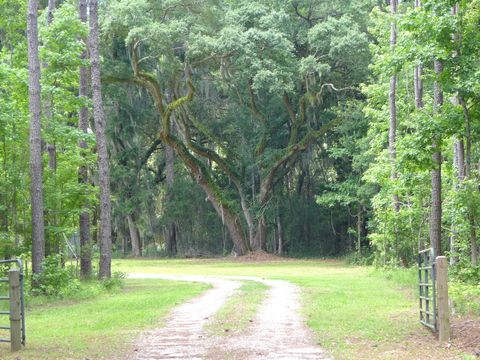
[0,0,478,284]
[1,2,480,360]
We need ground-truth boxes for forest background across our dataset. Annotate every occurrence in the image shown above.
[0,0,479,295]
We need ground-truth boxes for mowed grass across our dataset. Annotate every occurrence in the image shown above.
[113,258,464,359]
[206,280,269,336]
[0,279,208,360]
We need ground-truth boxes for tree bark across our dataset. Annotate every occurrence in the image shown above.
[451,136,463,265]
[168,224,177,256]
[448,3,461,265]
[471,219,479,266]
[88,0,112,278]
[430,60,443,258]
[78,0,91,278]
[126,48,259,255]
[414,0,425,253]
[163,133,250,255]
[253,120,336,251]
[454,140,465,181]
[127,213,141,257]
[43,0,57,257]
[46,0,55,23]
[459,97,478,265]
[27,0,45,276]
[357,205,363,255]
[131,58,250,255]
[253,215,267,251]
[177,106,255,250]
[165,140,177,256]
[389,0,400,213]
[277,213,283,255]
[414,66,423,109]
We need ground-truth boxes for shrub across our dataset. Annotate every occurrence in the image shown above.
[101,271,126,291]
[31,255,80,297]
[450,281,480,315]
[344,249,375,265]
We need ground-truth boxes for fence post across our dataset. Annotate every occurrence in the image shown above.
[8,269,21,352]
[436,256,450,343]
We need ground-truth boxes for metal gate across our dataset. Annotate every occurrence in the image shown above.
[0,259,26,345]
[418,248,437,331]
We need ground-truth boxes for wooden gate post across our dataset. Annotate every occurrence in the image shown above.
[8,269,21,352]
[436,256,450,343]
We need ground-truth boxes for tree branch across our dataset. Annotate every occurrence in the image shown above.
[260,119,340,204]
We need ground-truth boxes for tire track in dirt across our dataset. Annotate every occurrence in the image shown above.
[128,274,241,360]
[207,276,331,360]
[128,274,330,360]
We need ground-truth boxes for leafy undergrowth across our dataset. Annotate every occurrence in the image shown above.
[114,258,470,359]
[450,282,480,316]
[206,280,268,336]
[25,276,125,308]
[0,279,208,360]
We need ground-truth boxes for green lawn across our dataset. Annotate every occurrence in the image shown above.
[0,278,208,360]
[0,258,466,359]
[114,258,464,359]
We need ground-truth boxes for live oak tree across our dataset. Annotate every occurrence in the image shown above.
[102,0,372,255]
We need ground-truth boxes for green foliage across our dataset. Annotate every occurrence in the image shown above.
[29,255,126,299]
[101,271,127,291]
[100,0,376,257]
[0,0,98,265]
[2,0,479,326]
[450,264,480,284]
[449,281,480,315]
[31,255,80,297]
[364,0,480,277]
[344,250,375,266]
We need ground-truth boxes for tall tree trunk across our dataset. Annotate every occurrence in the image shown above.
[389,0,400,264]
[1,143,9,234]
[277,212,283,255]
[357,205,363,255]
[127,213,141,257]
[454,5,478,265]
[163,134,249,255]
[454,140,465,181]
[451,136,464,265]
[253,215,267,251]
[471,216,479,266]
[449,3,462,266]
[200,181,248,255]
[27,0,45,276]
[44,0,57,257]
[168,224,177,256]
[46,0,55,23]
[414,0,424,252]
[88,0,112,278]
[165,141,177,256]
[459,98,478,266]
[78,0,91,278]
[128,49,249,255]
[430,60,443,257]
[389,0,400,213]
